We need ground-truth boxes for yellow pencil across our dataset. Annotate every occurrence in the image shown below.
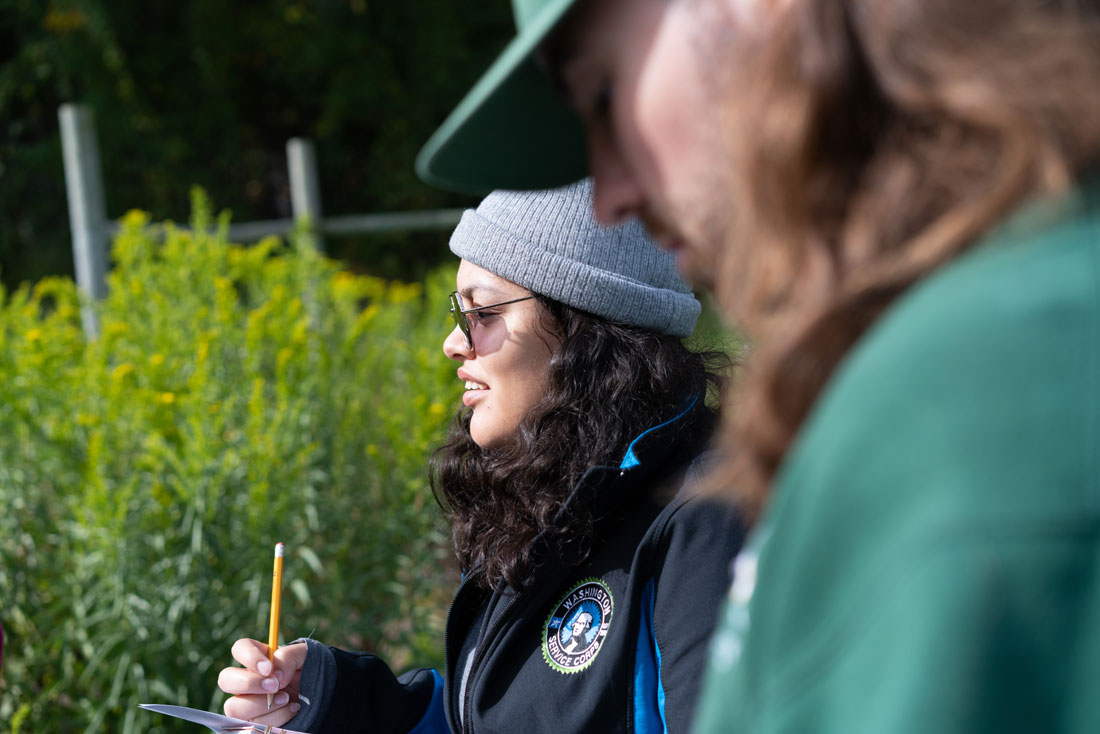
[266,542,284,710]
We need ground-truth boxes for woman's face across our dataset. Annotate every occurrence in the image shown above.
[443,260,560,449]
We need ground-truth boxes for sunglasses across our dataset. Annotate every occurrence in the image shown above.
[449,291,535,350]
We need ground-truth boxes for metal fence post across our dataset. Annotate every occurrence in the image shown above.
[58,103,108,338]
[286,137,325,253]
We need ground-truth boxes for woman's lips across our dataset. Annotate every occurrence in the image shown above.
[459,373,489,408]
[462,387,488,407]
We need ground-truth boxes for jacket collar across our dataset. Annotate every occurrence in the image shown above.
[538,393,712,560]
[617,392,702,471]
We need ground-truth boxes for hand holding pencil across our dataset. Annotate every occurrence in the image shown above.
[217,543,307,728]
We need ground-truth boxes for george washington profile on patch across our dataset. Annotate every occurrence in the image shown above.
[542,579,614,674]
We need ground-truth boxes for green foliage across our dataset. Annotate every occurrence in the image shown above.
[0,191,463,733]
[0,0,514,287]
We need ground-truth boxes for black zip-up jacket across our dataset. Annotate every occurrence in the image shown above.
[286,402,745,734]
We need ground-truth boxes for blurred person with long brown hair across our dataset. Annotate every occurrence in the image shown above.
[415,0,1100,730]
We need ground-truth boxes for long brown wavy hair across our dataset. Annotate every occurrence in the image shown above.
[713,0,1100,515]
[430,295,726,591]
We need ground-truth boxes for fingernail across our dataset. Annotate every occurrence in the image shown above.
[262,677,278,692]
[257,660,272,676]
[275,692,289,706]
[290,703,300,714]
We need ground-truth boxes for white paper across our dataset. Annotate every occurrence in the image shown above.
[138,703,307,734]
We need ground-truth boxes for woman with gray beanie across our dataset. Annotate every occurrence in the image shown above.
[217,179,745,734]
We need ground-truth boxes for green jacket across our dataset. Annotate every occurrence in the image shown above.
[696,177,1100,734]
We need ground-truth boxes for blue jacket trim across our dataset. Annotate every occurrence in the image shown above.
[407,669,447,734]
[633,578,669,734]
[619,393,700,470]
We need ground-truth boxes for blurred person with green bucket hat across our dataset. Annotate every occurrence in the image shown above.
[417,2,1100,734]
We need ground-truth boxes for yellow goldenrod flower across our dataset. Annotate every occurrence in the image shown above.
[121,209,150,228]
[104,322,129,338]
[359,304,380,324]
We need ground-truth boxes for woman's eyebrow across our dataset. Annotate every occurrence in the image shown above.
[459,283,512,303]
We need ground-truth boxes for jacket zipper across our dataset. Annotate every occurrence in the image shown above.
[460,593,522,734]
[443,572,475,734]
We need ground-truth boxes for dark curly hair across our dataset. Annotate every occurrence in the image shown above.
[430,295,727,591]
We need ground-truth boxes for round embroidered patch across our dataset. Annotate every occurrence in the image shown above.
[542,578,614,674]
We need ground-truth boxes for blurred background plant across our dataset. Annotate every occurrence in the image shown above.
[0,190,463,733]
[0,0,513,288]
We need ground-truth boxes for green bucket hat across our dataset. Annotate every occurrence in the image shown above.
[415,0,586,195]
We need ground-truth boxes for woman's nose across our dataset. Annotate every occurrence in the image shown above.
[443,324,473,361]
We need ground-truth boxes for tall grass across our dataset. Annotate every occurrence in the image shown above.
[0,191,462,733]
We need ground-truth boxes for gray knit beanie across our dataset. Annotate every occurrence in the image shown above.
[448,179,700,337]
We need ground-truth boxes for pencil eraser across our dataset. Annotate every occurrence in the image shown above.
[275,543,285,557]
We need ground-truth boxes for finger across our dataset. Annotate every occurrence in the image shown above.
[272,641,308,682]
[218,665,278,696]
[224,694,300,726]
[223,692,271,721]
[225,690,293,714]
[231,638,275,676]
